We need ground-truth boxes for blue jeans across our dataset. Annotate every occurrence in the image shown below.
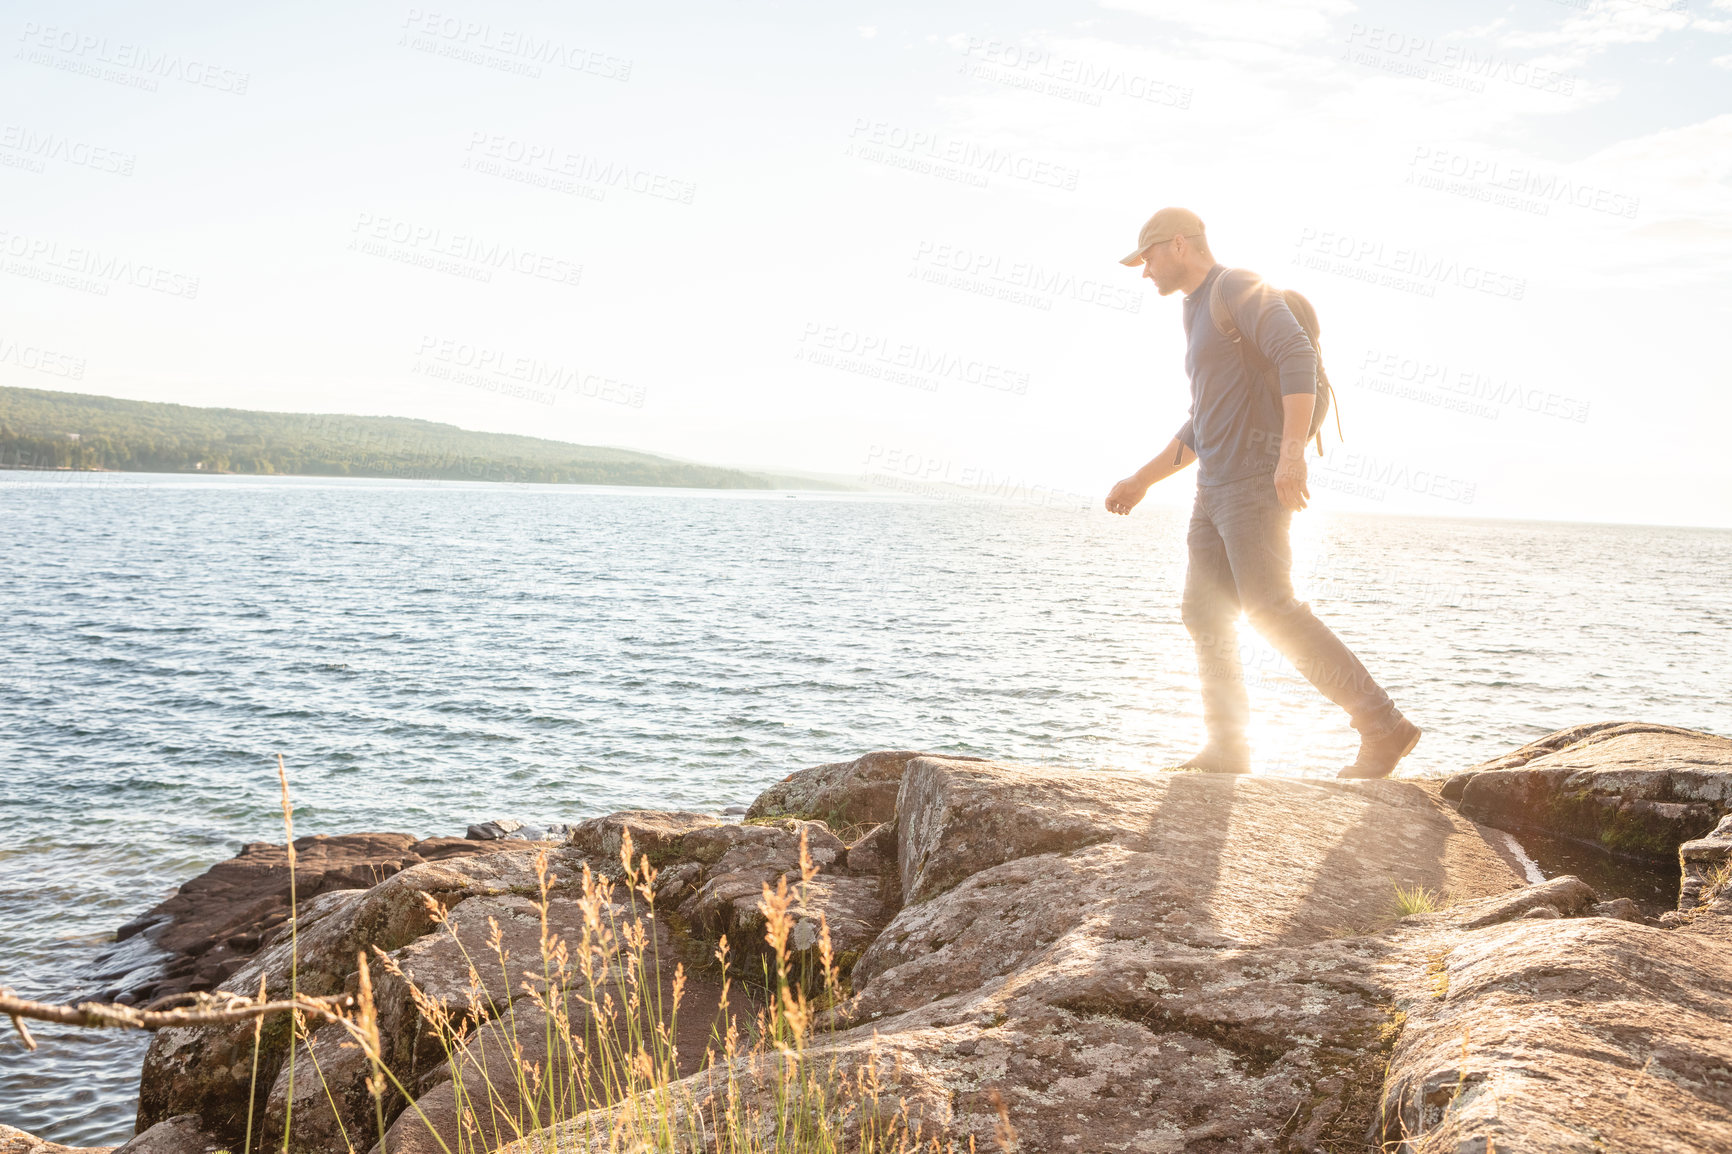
[1181,472,1403,745]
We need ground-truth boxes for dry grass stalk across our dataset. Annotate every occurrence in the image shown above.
[7,783,997,1154]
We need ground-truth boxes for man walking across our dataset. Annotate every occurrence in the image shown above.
[1105,207,1421,779]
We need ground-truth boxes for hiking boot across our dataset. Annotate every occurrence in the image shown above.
[1175,743,1251,775]
[1337,718,1422,779]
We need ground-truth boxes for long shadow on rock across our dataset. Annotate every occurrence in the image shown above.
[1260,779,1520,944]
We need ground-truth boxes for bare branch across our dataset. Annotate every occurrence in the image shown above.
[0,986,352,1049]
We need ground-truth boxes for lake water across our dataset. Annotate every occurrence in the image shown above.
[2,471,1728,1144]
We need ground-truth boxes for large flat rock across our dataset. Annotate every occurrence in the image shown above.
[893,756,1525,919]
[1444,722,1732,859]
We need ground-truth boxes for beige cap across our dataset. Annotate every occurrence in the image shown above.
[1119,207,1205,266]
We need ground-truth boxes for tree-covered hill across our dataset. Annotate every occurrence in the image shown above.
[0,387,832,489]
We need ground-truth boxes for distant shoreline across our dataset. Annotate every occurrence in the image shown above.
[0,384,852,492]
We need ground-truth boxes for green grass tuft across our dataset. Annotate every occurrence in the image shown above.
[1393,883,1446,917]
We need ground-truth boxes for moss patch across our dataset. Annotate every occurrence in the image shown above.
[1296,1002,1405,1153]
[1517,789,1724,863]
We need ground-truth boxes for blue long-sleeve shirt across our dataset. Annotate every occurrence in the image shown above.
[1175,265,1317,486]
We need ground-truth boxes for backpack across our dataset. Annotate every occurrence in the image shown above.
[1207,269,1341,454]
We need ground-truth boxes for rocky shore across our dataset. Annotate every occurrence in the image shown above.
[10,724,1732,1153]
[87,835,529,1007]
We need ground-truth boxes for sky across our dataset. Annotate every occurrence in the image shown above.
[2,0,1729,526]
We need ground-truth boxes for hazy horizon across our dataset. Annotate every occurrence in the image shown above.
[13,440,1732,535]
[4,0,1729,528]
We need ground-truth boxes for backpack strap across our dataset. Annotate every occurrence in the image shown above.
[1207,268,1257,345]
[1208,268,1274,387]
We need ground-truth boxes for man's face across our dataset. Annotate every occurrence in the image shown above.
[1140,238,1181,295]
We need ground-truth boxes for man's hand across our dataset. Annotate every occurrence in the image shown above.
[1107,437,1194,515]
[1105,476,1150,515]
[1274,455,1309,512]
[1274,393,1315,512]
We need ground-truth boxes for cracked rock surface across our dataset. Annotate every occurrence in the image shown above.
[118,727,1732,1154]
